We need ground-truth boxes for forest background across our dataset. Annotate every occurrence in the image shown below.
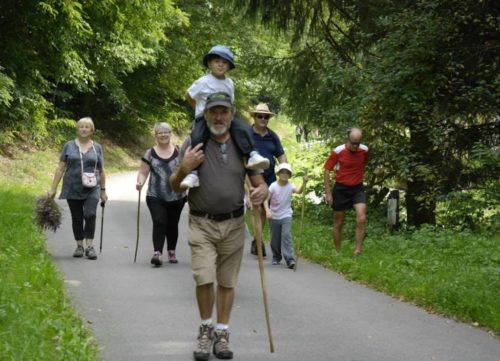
[0,1,499,359]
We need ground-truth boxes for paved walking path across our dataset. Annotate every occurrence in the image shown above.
[46,172,500,361]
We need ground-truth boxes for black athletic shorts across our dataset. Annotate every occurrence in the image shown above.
[332,183,366,211]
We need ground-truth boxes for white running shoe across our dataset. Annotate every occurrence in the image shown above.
[180,173,200,189]
[246,153,270,170]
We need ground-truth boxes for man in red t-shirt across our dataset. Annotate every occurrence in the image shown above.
[323,127,369,256]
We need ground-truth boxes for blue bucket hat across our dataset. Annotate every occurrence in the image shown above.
[203,45,235,69]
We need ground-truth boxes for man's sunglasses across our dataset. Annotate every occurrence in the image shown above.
[256,114,270,120]
[349,141,360,146]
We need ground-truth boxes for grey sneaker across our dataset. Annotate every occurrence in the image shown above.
[86,246,97,260]
[193,324,214,361]
[213,329,233,359]
[246,153,270,170]
[73,245,84,258]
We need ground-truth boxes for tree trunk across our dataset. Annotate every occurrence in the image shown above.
[406,121,437,226]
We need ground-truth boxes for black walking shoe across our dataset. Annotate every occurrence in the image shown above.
[213,329,233,359]
[193,324,214,361]
[251,240,266,257]
[250,240,257,255]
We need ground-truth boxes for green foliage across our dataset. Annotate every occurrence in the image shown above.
[232,0,500,226]
[437,184,500,231]
[0,183,100,360]
[0,0,188,142]
[0,67,14,107]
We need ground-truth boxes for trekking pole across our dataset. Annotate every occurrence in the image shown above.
[99,201,105,253]
[134,189,141,263]
[252,206,275,353]
[294,183,307,272]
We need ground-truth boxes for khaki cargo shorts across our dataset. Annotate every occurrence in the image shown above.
[188,215,245,288]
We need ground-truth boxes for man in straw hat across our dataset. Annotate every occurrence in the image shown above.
[171,92,267,360]
[249,103,288,257]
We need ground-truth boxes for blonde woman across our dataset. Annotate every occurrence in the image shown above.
[48,117,107,260]
[136,122,186,266]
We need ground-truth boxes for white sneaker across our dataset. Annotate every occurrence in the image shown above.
[246,153,270,170]
[180,173,200,189]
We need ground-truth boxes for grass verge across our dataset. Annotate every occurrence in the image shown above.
[0,184,100,360]
[292,207,500,334]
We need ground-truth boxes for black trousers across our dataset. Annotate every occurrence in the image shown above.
[146,196,186,253]
[191,115,254,155]
[67,198,99,240]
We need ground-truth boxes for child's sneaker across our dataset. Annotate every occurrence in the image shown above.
[246,152,270,170]
[180,173,200,189]
[151,251,162,266]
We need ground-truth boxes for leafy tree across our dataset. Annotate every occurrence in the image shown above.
[0,0,290,144]
[0,0,186,142]
[232,0,500,226]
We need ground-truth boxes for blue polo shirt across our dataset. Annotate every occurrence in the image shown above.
[250,126,285,185]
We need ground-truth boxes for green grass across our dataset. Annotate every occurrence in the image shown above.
[0,184,100,360]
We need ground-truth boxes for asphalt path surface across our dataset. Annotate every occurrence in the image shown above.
[46,172,500,361]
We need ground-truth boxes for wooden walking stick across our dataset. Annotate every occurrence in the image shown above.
[134,189,141,263]
[99,202,105,253]
[252,205,275,353]
[294,183,307,272]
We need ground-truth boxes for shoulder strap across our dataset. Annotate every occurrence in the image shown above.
[77,140,98,174]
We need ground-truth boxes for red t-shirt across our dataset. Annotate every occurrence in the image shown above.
[324,144,369,186]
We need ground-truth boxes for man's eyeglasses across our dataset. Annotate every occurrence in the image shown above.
[256,114,270,120]
[349,141,360,146]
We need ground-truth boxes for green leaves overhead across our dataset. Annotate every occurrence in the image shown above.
[0,0,185,136]
[233,0,500,225]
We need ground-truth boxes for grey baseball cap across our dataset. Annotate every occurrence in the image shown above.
[205,92,233,110]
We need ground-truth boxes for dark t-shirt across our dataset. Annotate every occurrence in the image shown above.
[250,126,284,185]
[180,137,259,214]
[59,140,104,200]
